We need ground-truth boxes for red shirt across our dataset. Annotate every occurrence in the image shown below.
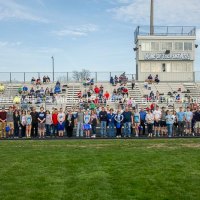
[52,113,58,125]
[123,88,128,93]
[104,93,110,100]
[0,111,7,121]
[94,87,100,94]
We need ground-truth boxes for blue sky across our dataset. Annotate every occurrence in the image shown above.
[0,0,200,74]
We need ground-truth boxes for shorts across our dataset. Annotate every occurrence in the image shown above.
[160,121,166,127]
[7,122,14,129]
[38,123,45,129]
[58,122,65,131]
[154,121,160,127]
[195,122,200,129]
[186,122,191,129]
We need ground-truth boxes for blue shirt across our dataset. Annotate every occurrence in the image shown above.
[176,112,185,122]
[140,111,146,121]
[165,115,174,125]
[185,111,193,121]
[107,113,115,124]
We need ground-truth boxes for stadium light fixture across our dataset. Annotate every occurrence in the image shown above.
[51,56,55,83]
[195,44,198,48]
[165,50,170,54]
[133,47,138,51]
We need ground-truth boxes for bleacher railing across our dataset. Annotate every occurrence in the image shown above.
[0,72,136,83]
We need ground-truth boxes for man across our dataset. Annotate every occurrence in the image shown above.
[31,107,39,137]
[52,108,58,137]
[6,106,14,137]
[153,106,161,137]
[185,107,193,136]
[123,106,133,137]
[99,107,107,137]
[76,108,84,137]
[107,108,115,138]
[139,107,146,135]
[193,107,200,136]
[176,107,186,136]
[160,107,167,136]
[0,107,7,138]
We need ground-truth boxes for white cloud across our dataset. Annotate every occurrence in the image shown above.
[53,24,98,38]
[0,0,49,23]
[0,41,21,47]
[109,0,200,26]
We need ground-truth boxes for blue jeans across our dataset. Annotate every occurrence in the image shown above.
[124,122,132,137]
[52,124,58,136]
[108,122,115,137]
[45,124,51,136]
[101,121,107,137]
[167,124,173,137]
[76,122,83,137]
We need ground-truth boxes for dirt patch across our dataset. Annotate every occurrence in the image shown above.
[181,143,200,148]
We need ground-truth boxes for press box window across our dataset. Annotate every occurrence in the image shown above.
[184,42,192,51]
[174,42,183,51]
[162,42,172,51]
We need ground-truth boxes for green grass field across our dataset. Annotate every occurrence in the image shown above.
[0,139,200,200]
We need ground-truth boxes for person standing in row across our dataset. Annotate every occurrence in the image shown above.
[160,107,167,136]
[146,109,154,138]
[31,107,38,137]
[52,108,58,137]
[165,110,174,138]
[176,107,185,136]
[134,109,140,137]
[185,107,193,136]
[26,110,32,138]
[57,108,65,137]
[114,109,124,138]
[20,110,26,137]
[139,108,146,135]
[90,110,98,138]
[84,110,91,138]
[107,108,115,138]
[123,106,133,137]
[38,107,46,138]
[13,110,20,137]
[45,110,52,136]
[153,106,161,137]
[76,108,84,137]
[65,110,75,137]
[99,107,107,137]
[0,107,7,138]
[6,106,14,137]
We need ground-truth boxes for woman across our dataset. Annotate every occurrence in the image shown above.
[45,110,52,136]
[65,110,75,137]
[90,110,98,138]
[57,108,65,137]
[145,109,154,137]
[114,109,124,138]
[13,110,20,137]
[134,109,140,137]
[38,107,46,138]
[84,110,91,138]
[20,110,26,138]
[165,110,174,138]
[26,110,32,138]
[52,108,58,137]
[172,110,178,136]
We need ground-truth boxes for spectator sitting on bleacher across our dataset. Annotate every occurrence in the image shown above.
[110,76,114,85]
[94,86,100,94]
[22,85,28,94]
[77,91,82,98]
[36,77,41,85]
[114,75,118,84]
[46,76,50,83]
[147,74,153,84]
[155,74,160,84]
[43,76,47,84]
[13,95,20,104]
[150,91,154,99]
[45,87,50,95]
[176,94,181,101]
[104,91,110,100]
[144,81,148,89]
[40,87,45,95]
[54,85,61,94]
[18,87,22,95]
[156,91,160,100]
[90,78,94,85]
[56,81,61,87]
[0,83,5,93]
[30,87,35,95]
[122,87,128,97]
[31,77,36,85]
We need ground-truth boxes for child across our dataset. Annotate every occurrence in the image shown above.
[20,110,26,138]
[45,110,52,137]
[84,111,91,138]
[5,124,11,138]
[165,110,174,138]
[114,110,124,138]
[134,109,140,137]
[145,109,154,138]
[26,110,32,138]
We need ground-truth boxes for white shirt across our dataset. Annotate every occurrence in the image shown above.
[58,113,65,123]
[153,110,161,120]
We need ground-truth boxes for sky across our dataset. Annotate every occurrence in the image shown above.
[0,0,200,75]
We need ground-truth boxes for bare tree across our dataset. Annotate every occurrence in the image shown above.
[72,69,90,82]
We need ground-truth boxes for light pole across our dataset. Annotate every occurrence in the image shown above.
[51,56,54,83]
[150,0,154,35]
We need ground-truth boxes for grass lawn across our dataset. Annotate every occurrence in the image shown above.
[0,139,200,200]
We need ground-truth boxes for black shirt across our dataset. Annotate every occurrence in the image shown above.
[99,111,107,122]
[31,112,39,123]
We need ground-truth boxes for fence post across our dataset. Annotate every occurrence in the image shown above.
[24,72,26,83]
[10,72,12,83]
[38,72,40,78]
[110,72,111,79]
[95,72,97,83]
[67,72,69,82]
